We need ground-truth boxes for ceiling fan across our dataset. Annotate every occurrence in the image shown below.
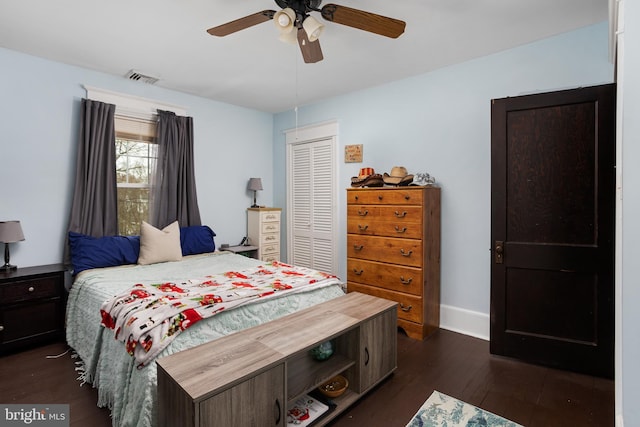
[207,0,406,64]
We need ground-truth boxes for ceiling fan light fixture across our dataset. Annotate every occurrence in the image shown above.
[279,28,298,45]
[302,15,324,42]
[274,7,296,34]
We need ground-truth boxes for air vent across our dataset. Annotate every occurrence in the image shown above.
[124,69,159,85]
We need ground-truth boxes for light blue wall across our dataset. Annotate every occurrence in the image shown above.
[273,22,614,316]
[0,47,274,267]
[621,0,640,423]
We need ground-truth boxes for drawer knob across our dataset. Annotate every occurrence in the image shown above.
[405,195,411,200]
[400,249,413,257]
[378,195,383,200]
[400,276,413,285]
[358,224,369,232]
[353,269,363,276]
[28,286,35,292]
[354,195,359,201]
[353,245,364,251]
[357,209,368,216]
[395,226,407,233]
[400,303,413,312]
[394,211,407,218]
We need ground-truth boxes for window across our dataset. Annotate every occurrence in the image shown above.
[84,86,187,235]
[115,116,157,235]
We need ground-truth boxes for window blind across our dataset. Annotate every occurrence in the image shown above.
[115,115,156,142]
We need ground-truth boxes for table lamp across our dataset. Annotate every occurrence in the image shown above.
[0,220,25,271]
[247,178,263,208]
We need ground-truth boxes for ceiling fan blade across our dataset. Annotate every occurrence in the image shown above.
[207,10,276,37]
[320,4,406,38]
[297,28,324,63]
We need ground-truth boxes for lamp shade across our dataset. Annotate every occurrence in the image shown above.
[279,27,298,45]
[0,221,25,243]
[274,8,296,34]
[303,16,324,42]
[248,178,263,191]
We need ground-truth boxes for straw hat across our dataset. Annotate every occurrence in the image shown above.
[383,166,414,186]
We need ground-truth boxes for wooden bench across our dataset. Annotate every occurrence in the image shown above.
[157,292,398,426]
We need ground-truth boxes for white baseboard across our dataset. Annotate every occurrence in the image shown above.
[439,304,490,341]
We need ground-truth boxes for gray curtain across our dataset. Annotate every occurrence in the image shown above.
[67,99,118,236]
[150,110,202,228]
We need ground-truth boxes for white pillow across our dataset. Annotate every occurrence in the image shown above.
[138,221,183,265]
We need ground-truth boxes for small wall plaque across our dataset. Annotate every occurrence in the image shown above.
[344,144,363,163]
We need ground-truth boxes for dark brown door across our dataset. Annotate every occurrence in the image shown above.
[490,84,615,378]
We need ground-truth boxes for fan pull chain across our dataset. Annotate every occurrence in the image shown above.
[295,47,299,140]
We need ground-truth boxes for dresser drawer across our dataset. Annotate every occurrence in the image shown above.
[2,277,59,303]
[262,253,280,263]
[261,243,280,255]
[261,211,281,223]
[347,235,423,267]
[261,222,280,234]
[347,189,423,206]
[347,218,423,239]
[347,282,423,324]
[348,205,423,221]
[347,258,422,296]
[260,233,280,246]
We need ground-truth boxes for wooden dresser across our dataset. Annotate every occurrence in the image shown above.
[346,186,441,340]
[247,207,282,262]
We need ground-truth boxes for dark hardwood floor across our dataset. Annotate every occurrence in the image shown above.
[0,329,614,426]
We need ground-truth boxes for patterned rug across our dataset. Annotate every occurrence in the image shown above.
[406,391,523,427]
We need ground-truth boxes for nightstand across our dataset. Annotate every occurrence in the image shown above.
[223,245,259,259]
[0,264,66,354]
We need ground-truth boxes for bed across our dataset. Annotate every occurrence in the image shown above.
[65,223,345,427]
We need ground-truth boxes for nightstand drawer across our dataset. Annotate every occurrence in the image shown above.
[2,277,59,303]
[1,299,61,343]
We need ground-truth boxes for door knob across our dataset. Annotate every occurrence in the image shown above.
[495,241,504,264]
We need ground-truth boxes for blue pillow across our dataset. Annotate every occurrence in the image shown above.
[68,231,140,275]
[180,225,216,256]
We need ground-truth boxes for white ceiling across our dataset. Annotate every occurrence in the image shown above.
[0,0,608,113]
